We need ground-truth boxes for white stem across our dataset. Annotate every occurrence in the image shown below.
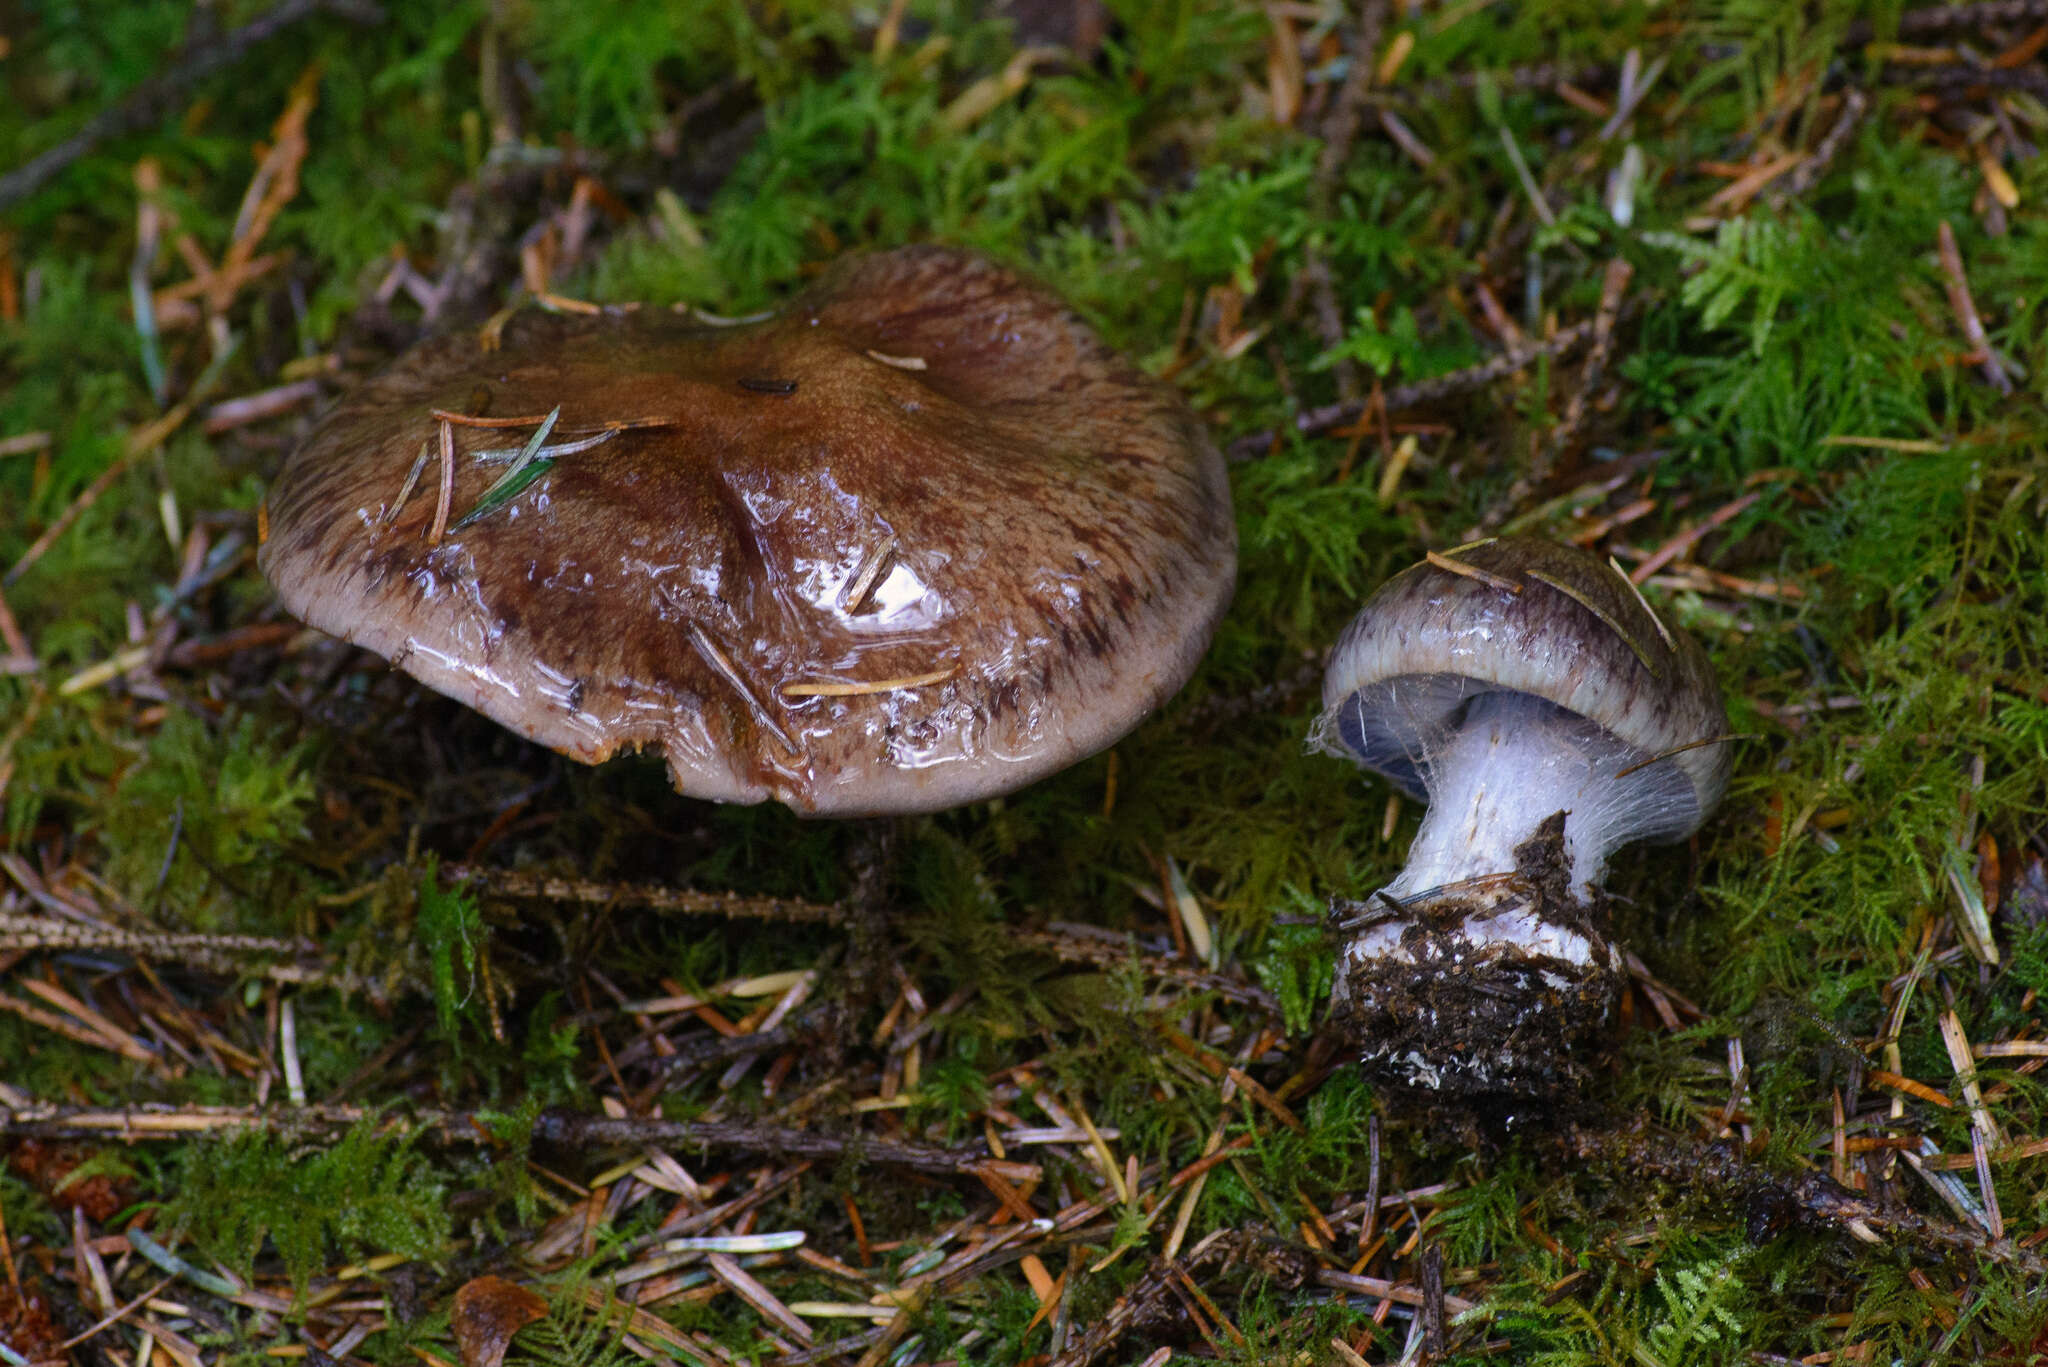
[1385,691,1634,900]
[1345,691,1689,972]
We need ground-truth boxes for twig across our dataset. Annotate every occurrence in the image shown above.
[1482,258,1634,530]
[0,1101,1034,1179]
[201,379,322,433]
[0,584,30,661]
[1934,220,2013,394]
[1768,88,1869,205]
[1567,1123,2048,1274]
[536,1113,1036,1181]
[0,914,331,984]
[1305,1,1390,407]
[1227,318,1604,461]
[1314,2,1386,200]
[0,0,386,211]
[1844,1,2048,44]
[1912,61,2048,100]
[444,866,849,924]
[1012,926,1279,1012]
[1421,1244,1448,1354]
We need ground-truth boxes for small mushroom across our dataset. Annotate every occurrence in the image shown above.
[261,246,1235,815]
[1312,536,1730,1100]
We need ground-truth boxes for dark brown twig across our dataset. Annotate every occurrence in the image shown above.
[1845,0,2048,44]
[1421,1243,1447,1356]
[0,0,386,211]
[1013,926,1279,1012]
[1768,88,1869,206]
[1228,318,1602,461]
[1480,258,1634,531]
[0,1101,1032,1179]
[0,915,331,985]
[1567,1123,2048,1275]
[444,866,849,924]
[1306,1,1391,408]
[529,1112,1037,1181]
[1934,220,2013,394]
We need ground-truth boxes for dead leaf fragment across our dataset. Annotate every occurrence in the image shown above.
[451,1275,549,1367]
[0,1279,63,1365]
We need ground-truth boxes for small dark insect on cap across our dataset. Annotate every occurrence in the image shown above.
[260,246,1236,815]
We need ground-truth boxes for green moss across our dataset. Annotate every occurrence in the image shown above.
[96,711,316,929]
[165,1120,450,1297]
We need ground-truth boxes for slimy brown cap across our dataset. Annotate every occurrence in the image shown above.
[260,246,1236,815]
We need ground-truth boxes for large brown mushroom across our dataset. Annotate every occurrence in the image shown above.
[260,246,1235,815]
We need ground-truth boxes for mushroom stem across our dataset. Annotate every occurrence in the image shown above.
[1332,688,1706,1100]
[1377,690,1699,910]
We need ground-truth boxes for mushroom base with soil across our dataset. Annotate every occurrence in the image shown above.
[1328,811,1623,1102]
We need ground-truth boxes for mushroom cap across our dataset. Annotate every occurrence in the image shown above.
[260,245,1236,815]
[1314,536,1728,836]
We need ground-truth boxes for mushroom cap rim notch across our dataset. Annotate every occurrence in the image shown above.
[258,244,1237,816]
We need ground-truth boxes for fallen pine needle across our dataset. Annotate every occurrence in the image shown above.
[1868,1068,1954,1108]
[1426,549,1521,594]
[781,667,955,697]
[1821,434,1947,453]
[427,416,455,544]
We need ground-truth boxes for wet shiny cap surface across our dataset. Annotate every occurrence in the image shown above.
[260,245,1236,815]
[1314,536,1729,832]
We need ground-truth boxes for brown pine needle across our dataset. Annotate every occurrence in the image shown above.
[1612,733,1752,781]
[1426,549,1522,594]
[1868,1069,1954,1109]
[1611,554,1677,648]
[535,290,603,315]
[384,441,431,526]
[5,400,197,587]
[1628,490,1761,585]
[1526,567,1660,677]
[687,622,797,755]
[427,416,455,545]
[0,582,29,659]
[780,667,955,698]
[429,408,556,428]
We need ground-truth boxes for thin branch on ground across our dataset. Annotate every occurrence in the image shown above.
[0,915,330,984]
[1014,926,1280,1012]
[444,866,850,924]
[0,1101,1034,1179]
[1227,318,1601,461]
[1567,1123,2048,1277]
[1480,257,1634,531]
[0,0,387,211]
